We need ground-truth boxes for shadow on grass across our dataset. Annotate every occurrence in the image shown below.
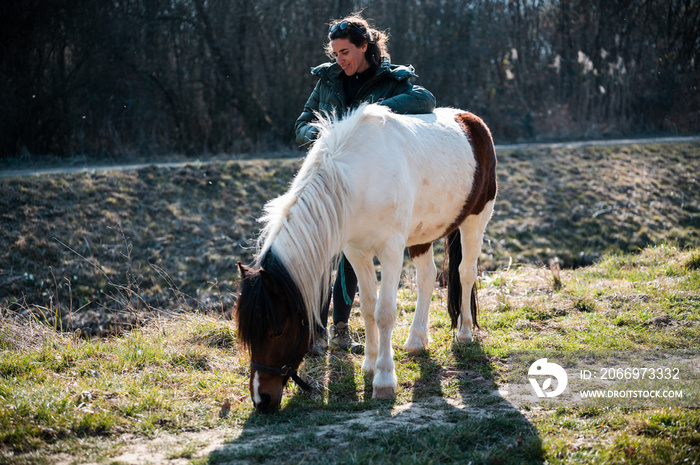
[206,340,543,464]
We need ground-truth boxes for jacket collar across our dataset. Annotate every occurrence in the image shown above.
[310,58,416,82]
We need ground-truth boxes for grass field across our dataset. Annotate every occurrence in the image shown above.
[1,141,699,464]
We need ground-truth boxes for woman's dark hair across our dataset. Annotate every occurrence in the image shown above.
[325,13,390,69]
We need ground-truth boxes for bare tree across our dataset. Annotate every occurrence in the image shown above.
[1,0,698,158]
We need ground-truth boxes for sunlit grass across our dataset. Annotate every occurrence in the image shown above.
[0,314,249,461]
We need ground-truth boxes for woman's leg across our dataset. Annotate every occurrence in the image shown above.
[330,255,363,353]
[332,254,358,324]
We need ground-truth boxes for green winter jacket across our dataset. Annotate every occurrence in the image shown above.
[294,58,436,146]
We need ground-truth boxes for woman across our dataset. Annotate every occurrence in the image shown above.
[295,13,436,355]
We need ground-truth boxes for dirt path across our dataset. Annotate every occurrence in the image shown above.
[2,136,698,179]
[494,134,700,151]
[53,394,517,465]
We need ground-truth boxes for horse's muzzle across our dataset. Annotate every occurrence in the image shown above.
[252,391,280,413]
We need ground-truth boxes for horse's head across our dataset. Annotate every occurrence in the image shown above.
[235,260,311,413]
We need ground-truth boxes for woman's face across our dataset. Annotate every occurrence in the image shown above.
[331,38,369,76]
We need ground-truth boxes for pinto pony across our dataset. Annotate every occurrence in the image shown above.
[236,104,497,412]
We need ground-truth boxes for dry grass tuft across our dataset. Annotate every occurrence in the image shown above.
[0,310,68,351]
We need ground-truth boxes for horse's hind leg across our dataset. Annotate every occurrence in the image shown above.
[456,203,494,342]
[403,244,436,354]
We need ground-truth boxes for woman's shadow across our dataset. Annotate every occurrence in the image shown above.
[205,339,543,464]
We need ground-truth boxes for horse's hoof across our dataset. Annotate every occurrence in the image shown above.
[454,332,473,343]
[372,386,396,399]
[402,335,428,354]
[361,358,376,374]
[402,342,426,355]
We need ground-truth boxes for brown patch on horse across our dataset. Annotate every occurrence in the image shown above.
[409,114,496,272]
[442,113,498,237]
[408,243,432,259]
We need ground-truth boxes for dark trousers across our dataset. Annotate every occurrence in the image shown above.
[319,254,358,332]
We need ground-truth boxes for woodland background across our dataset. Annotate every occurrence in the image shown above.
[2,0,699,159]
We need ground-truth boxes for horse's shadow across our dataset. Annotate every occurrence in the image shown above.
[206,339,543,464]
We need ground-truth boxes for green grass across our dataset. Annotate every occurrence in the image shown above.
[0,315,252,463]
[1,244,698,464]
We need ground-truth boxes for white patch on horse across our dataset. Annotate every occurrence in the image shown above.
[252,371,262,405]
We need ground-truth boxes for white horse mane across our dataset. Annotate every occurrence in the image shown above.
[312,103,392,153]
[256,104,389,327]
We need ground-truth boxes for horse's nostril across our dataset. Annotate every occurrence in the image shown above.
[254,393,272,413]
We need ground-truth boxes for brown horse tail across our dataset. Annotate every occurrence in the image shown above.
[445,229,479,330]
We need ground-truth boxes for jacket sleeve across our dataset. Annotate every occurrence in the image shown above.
[378,81,436,115]
[294,80,323,146]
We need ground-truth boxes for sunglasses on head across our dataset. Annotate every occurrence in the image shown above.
[329,20,364,37]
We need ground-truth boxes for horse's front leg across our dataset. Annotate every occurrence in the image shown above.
[372,244,404,399]
[344,249,378,374]
[403,244,436,354]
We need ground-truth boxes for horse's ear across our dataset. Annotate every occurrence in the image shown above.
[259,269,283,298]
[237,261,249,278]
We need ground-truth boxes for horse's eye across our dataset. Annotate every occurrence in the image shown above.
[271,328,284,339]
